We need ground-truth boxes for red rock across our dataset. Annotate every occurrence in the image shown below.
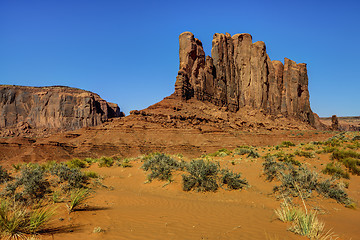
[0,85,123,135]
[174,32,318,127]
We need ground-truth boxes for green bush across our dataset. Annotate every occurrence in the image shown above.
[233,148,252,156]
[182,159,219,192]
[317,179,351,205]
[262,156,288,181]
[294,150,315,159]
[274,152,301,166]
[142,153,184,182]
[0,166,11,184]
[220,169,247,190]
[84,171,99,179]
[233,148,260,158]
[280,141,296,148]
[5,165,50,201]
[352,135,360,141]
[66,158,88,169]
[208,148,232,157]
[322,162,350,179]
[97,157,114,167]
[332,149,360,160]
[50,164,88,190]
[331,149,360,175]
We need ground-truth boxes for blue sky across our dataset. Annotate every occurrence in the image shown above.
[1,0,359,117]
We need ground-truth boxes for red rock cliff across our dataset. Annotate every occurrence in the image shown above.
[0,85,123,132]
[175,32,316,127]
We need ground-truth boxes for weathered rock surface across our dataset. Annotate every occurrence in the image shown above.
[174,32,317,127]
[0,85,123,136]
[331,115,339,130]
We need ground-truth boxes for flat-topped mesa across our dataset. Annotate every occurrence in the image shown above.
[0,85,124,132]
[174,32,316,126]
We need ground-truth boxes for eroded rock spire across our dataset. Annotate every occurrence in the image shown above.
[174,32,315,126]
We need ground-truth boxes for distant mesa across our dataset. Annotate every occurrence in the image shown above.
[0,85,124,137]
[174,32,321,128]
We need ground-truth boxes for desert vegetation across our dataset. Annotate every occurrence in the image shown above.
[0,132,359,239]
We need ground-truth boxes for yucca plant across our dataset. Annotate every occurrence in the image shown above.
[274,199,299,222]
[0,198,54,239]
[289,210,337,240]
[67,188,91,213]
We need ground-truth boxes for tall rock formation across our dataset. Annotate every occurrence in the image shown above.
[174,32,316,126]
[0,85,123,132]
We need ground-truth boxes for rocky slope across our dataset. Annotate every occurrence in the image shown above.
[174,32,319,127]
[0,85,123,137]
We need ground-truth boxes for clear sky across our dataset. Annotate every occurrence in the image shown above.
[1,0,359,117]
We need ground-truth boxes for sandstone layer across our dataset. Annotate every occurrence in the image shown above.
[0,85,123,136]
[175,32,317,127]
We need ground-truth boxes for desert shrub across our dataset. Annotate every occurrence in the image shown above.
[233,148,259,158]
[208,148,232,157]
[97,156,114,167]
[352,135,360,141]
[84,171,99,179]
[274,152,301,166]
[220,169,247,190]
[280,141,296,148]
[11,163,22,171]
[262,156,288,181]
[142,153,184,182]
[303,144,315,151]
[0,198,55,238]
[264,156,352,205]
[332,149,360,160]
[317,179,351,205]
[274,166,319,199]
[331,149,360,175]
[233,148,251,156]
[182,159,219,192]
[316,146,338,154]
[0,166,11,184]
[50,164,88,190]
[274,165,352,204]
[322,162,350,179]
[338,157,360,175]
[118,158,132,168]
[5,165,50,201]
[294,150,315,159]
[347,141,360,150]
[66,158,87,169]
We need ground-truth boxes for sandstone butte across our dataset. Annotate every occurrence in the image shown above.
[174,32,322,128]
[0,85,124,137]
[0,32,341,162]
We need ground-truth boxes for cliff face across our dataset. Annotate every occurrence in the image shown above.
[0,85,123,134]
[175,32,316,126]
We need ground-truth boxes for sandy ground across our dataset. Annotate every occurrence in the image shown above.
[31,145,360,240]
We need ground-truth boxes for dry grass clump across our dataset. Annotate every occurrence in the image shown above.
[275,199,338,240]
[67,188,91,213]
[0,198,55,239]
